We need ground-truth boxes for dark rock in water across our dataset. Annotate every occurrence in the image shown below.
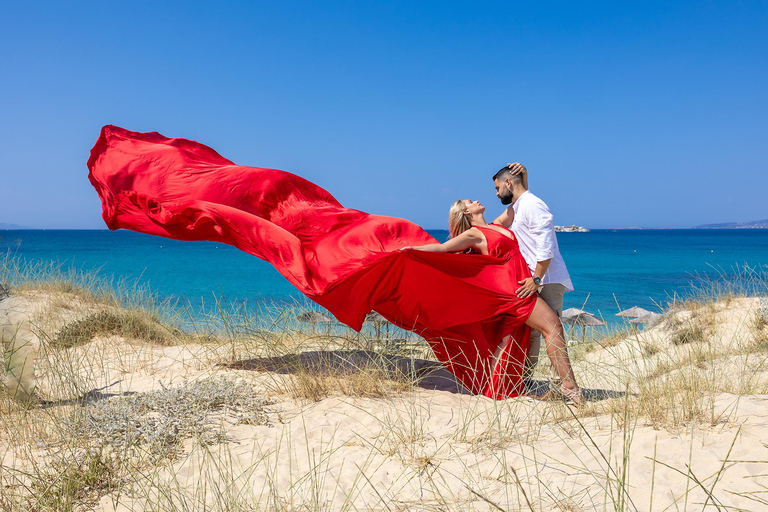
[0,283,10,301]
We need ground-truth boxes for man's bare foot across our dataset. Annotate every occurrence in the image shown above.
[538,385,584,407]
[560,385,585,407]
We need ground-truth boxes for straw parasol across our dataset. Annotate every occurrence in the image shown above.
[628,312,661,329]
[562,308,588,320]
[365,311,387,324]
[616,306,652,318]
[365,311,390,338]
[295,311,333,334]
[562,311,606,342]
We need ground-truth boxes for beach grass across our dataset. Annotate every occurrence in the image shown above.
[2,256,768,510]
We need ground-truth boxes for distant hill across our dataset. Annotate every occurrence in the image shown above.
[693,219,768,229]
[0,223,33,229]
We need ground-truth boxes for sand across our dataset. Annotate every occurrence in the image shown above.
[2,290,768,510]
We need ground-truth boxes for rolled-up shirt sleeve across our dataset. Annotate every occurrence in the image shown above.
[529,202,556,262]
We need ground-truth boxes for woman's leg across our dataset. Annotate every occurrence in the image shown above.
[491,334,511,373]
[524,298,583,404]
[489,333,513,396]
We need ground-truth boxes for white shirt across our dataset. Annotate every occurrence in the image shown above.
[511,190,574,291]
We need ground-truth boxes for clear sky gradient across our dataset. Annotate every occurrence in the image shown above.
[1,1,766,229]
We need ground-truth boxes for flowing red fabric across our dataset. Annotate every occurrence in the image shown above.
[87,125,535,398]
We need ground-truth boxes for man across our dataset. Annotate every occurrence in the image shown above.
[492,163,573,377]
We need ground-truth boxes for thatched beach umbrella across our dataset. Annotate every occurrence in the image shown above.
[365,311,387,324]
[365,311,390,338]
[562,312,606,342]
[295,311,333,334]
[616,306,653,318]
[561,308,589,341]
[629,312,661,330]
[562,308,588,320]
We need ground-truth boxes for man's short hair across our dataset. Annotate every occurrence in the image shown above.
[493,166,522,185]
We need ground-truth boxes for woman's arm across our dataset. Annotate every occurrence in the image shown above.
[492,205,515,228]
[403,228,483,253]
[508,162,528,190]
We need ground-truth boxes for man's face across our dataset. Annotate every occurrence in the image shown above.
[494,178,514,205]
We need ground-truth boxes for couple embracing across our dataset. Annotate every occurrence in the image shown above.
[405,163,581,405]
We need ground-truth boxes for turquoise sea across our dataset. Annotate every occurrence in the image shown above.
[2,229,767,324]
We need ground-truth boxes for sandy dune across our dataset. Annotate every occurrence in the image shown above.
[3,290,768,510]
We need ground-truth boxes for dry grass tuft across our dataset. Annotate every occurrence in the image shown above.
[640,340,662,357]
[671,323,707,345]
[52,310,176,347]
[275,356,418,402]
[668,302,716,346]
[27,445,122,511]
[750,299,768,351]
[593,325,634,350]
[637,364,716,429]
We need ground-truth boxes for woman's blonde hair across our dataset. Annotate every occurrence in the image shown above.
[448,200,472,239]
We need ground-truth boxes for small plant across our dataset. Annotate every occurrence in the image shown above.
[641,341,662,357]
[66,377,273,461]
[0,282,11,300]
[272,352,417,402]
[53,310,174,347]
[672,323,707,345]
[750,302,768,351]
[28,445,122,511]
[670,305,715,346]
[597,329,629,349]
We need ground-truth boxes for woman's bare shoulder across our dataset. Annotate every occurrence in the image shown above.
[463,226,485,240]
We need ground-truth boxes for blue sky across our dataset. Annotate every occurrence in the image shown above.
[1,1,766,229]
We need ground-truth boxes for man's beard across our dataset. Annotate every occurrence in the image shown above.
[498,188,513,205]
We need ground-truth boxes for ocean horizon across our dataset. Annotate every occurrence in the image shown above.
[2,228,767,326]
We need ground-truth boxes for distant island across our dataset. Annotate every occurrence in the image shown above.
[555,225,590,233]
[0,223,33,230]
[693,219,768,229]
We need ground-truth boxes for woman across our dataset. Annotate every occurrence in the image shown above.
[405,199,583,405]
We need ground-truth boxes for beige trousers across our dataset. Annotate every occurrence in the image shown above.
[525,283,566,377]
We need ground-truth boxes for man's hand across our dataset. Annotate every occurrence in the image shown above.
[516,277,538,298]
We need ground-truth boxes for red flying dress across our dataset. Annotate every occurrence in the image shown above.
[87,126,536,399]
